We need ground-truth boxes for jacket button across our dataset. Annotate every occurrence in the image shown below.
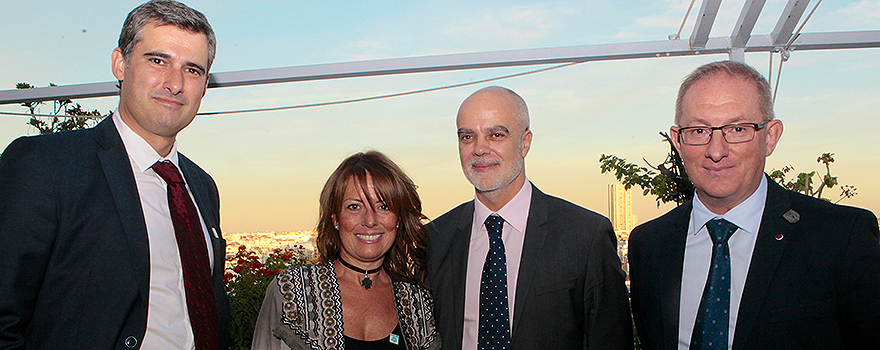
[124,336,138,348]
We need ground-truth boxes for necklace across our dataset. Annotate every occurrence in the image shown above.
[338,257,382,290]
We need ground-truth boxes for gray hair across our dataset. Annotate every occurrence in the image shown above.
[118,0,216,70]
[675,60,774,124]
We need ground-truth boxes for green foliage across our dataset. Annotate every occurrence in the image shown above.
[224,245,313,350]
[769,153,857,203]
[600,132,694,206]
[16,82,108,134]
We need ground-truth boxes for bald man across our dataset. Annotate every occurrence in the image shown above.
[428,86,632,350]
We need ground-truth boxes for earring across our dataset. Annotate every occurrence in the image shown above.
[334,225,339,231]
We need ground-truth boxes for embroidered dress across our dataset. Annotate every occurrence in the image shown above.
[252,262,440,350]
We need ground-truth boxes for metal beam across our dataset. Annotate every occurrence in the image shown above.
[731,0,767,48]
[2,30,879,105]
[0,39,711,105]
[730,48,746,62]
[772,0,810,46]
[690,0,723,49]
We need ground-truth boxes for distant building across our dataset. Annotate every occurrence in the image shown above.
[608,184,638,281]
[608,184,637,240]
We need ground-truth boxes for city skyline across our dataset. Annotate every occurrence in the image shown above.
[2,1,878,232]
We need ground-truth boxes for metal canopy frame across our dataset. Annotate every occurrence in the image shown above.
[729,0,767,61]
[690,0,723,49]
[772,0,811,45]
[1,0,876,106]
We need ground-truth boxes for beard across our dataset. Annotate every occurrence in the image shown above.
[463,154,524,193]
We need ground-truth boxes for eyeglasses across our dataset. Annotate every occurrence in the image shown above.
[675,121,768,145]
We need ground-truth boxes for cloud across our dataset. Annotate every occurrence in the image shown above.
[442,5,557,47]
[636,16,681,28]
[609,0,695,41]
[839,1,880,20]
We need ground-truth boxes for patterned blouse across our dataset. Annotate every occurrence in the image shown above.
[252,262,441,350]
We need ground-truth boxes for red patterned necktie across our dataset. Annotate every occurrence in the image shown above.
[152,160,220,350]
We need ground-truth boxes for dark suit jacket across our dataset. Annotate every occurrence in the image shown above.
[629,177,880,350]
[428,184,632,350]
[0,117,230,350]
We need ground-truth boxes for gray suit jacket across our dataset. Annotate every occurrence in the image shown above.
[629,177,880,350]
[0,117,230,350]
[428,184,632,350]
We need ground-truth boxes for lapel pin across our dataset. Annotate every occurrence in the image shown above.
[776,234,784,241]
[782,210,800,223]
[211,227,220,239]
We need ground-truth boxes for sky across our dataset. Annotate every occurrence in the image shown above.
[2,1,879,233]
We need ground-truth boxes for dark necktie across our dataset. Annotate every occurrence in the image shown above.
[690,218,738,350]
[479,214,511,350]
[152,161,220,350]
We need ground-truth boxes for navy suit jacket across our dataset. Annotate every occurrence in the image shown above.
[0,117,230,350]
[629,177,880,350]
[428,184,632,350]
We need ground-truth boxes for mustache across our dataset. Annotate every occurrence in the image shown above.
[469,158,500,167]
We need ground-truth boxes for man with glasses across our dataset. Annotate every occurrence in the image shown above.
[628,60,880,349]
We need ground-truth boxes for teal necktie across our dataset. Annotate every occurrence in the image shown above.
[690,218,738,349]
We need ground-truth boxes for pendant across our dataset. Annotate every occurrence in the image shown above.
[361,275,373,290]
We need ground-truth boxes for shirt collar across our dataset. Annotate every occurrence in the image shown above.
[472,178,532,239]
[113,111,180,174]
[690,175,768,235]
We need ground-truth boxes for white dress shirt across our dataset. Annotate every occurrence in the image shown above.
[461,179,532,350]
[678,176,768,350]
[113,112,213,350]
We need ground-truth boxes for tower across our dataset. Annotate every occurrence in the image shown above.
[608,183,638,280]
[608,184,638,237]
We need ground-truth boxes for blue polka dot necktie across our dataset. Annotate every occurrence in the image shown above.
[690,218,738,350]
[479,214,511,350]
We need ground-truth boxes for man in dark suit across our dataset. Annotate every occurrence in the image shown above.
[0,1,229,349]
[428,86,632,350]
[629,60,880,350]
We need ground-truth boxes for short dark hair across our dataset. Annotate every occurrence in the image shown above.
[118,0,216,70]
[315,151,429,285]
[675,60,774,124]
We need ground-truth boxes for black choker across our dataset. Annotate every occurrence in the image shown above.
[338,257,382,290]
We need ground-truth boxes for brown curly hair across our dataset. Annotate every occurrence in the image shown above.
[315,150,429,285]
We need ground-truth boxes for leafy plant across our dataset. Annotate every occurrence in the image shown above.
[224,245,313,350]
[16,82,107,134]
[769,152,857,203]
[600,132,694,206]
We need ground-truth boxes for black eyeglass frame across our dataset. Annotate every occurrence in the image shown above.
[675,120,769,145]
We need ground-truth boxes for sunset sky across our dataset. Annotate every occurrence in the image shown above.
[2,0,878,232]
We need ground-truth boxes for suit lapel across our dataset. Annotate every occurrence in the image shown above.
[662,202,691,350]
[178,155,227,283]
[95,117,151,300]
[511,185,549,338]
[177,155,219,233]
[732,179,793,350]
[450,202,474,350]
